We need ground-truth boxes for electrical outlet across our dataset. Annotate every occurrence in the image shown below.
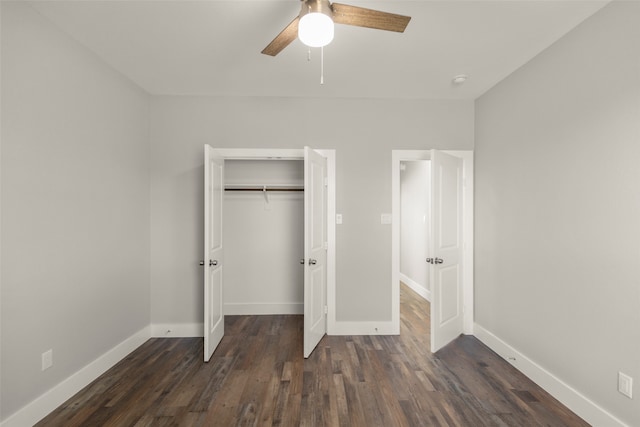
[42,349,53,371]
[618,372,633,399]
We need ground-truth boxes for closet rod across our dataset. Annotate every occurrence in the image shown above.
[224,187,304,192]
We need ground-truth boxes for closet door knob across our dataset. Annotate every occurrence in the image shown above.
[435,258,444,264]
[308,259,317,265]
[209,259,218,267]
[199,260,205,266]
[300,259,305,265]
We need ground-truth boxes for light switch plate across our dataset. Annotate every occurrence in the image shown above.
[618,371,633,399]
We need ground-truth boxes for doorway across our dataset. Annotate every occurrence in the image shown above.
[391,150,474,352]
[399,160,432,301]
[223,159,305,316]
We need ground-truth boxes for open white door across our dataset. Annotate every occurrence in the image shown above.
[430,150,464,352]
[204,145,224,362]
[303,147,327,358]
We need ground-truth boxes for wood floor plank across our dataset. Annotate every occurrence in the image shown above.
[36,284,589,427]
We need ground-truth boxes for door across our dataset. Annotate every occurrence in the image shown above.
[204,145,225,362]
[430,150,464,352]
[303,147,327,358]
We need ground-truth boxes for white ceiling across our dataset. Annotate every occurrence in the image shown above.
[30,0,609,99]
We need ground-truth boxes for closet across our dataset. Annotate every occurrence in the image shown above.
[222,159,305,315]
[204,146,331,361]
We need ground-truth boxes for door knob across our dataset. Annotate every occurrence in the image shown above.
[435,258,444,264]
[308,259,317,265]
[426,258,434,264]
[209,259,218,267]
[300,259,305,265]
[199,260,205,266]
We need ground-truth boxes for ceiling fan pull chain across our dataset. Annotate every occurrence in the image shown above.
[320,46,324,85]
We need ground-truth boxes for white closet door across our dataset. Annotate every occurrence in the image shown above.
[303,147,327,358]
[204,145,225,362]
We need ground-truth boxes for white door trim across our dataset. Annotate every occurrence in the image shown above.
[391,150,474,338]
[210,148,336,334]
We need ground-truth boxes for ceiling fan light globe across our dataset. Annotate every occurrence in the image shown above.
[298,13,334,47]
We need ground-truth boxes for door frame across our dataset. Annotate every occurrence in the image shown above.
[210,148,337,334]
[391,150,474,338]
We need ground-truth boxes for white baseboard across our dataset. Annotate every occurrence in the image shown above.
[329,321,398,336]
[223,302,303,315]
[474,323,629,427]
[0,326,151,427]
[151,323,204,337]
[399,273,430,301]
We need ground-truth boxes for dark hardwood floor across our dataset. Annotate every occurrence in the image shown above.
[37,284,589,426]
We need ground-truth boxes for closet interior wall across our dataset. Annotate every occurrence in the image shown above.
[223,160,305,315]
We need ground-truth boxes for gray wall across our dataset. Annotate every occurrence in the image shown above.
[1,2,150,419]
[149,97,474,326]
[223,160,304,314]
[475,2,640,425]
[400,161,431,295]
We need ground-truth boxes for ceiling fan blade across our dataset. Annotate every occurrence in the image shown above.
[331,3,411,33]
[262,16,300,56]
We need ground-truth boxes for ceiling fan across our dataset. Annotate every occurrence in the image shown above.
[261,0,411,56]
